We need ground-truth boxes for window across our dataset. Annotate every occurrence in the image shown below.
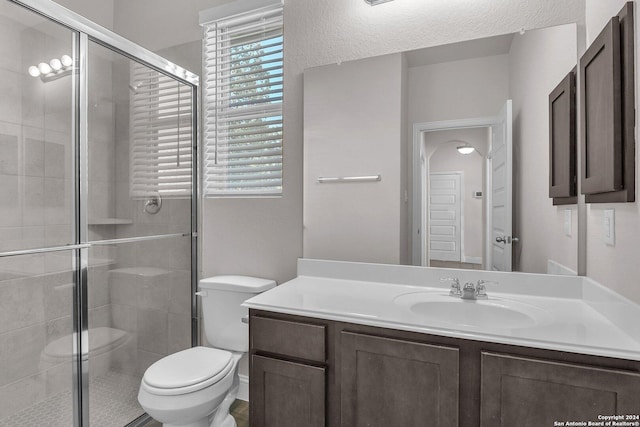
[202,4,283,197]
[130,63,193,198]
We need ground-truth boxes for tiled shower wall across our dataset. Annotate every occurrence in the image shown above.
[0,15,74,253]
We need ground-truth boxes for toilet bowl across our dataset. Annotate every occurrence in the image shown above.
[138,347,241,427]
[40,326,132,374]
[138,275,276,427]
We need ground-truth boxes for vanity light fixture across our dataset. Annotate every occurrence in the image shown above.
[27,54,74,82]
[364,0,394,5]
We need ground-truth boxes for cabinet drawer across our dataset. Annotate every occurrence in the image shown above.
[251,315,326,363]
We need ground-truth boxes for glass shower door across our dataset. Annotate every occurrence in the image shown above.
[0,0,78,425]
[0,1,198,425]
[85,40,195,426]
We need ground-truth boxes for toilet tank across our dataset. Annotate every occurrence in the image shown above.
[199,275,276,352]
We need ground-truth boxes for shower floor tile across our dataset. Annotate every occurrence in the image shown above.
[0,370,143,427]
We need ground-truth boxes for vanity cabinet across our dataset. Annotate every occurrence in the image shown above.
[249,315,328,427]
[481,352,640,426]
[249,310,640,427]
[341,332,459,427]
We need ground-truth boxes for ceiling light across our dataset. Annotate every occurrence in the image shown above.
[364,0,394,5]
[456,144,476,155]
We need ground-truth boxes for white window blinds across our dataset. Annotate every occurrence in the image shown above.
[203,4,283,197]
[130,63,193,198]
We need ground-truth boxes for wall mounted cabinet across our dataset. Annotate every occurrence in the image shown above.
[579,2,635,203]
[549,69,577,205]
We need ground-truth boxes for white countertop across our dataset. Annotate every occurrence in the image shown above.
[243,259,640,361]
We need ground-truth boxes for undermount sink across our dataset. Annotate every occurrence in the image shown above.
[394,292,552,329]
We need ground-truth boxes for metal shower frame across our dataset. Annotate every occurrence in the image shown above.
[0,1,200,425]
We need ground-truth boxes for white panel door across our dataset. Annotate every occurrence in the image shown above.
[429,173,461,262]
[490,100,513,271]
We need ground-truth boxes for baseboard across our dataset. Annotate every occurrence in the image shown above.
[546,259,577,276]
[238,374,249,402]
[462,255,482,264]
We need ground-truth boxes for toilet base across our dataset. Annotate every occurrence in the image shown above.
[209,362,240,427]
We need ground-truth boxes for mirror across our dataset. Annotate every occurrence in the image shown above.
[303,23,580,275]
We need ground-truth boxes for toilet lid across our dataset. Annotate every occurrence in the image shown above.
[143,346,233,389]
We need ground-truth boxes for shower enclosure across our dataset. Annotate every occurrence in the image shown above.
[0,1,198,426]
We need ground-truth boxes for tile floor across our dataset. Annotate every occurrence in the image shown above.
[145,400,249,427]
[430,260,483,270]
[0,369,249,427]
[0,370,143,427]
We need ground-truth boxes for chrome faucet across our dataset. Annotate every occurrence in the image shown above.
[442,278,497,300]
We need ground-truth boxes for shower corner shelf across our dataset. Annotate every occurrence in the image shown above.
[88,218,133,225]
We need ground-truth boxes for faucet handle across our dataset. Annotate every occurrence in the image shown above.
[477,279,499,286]
[441,277,461,295]
[476,280,498,297]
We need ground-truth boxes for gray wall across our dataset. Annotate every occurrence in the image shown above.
[509,23,579,274]
[303,54,406,264]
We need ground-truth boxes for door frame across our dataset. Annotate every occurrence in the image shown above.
[412,117,498,267]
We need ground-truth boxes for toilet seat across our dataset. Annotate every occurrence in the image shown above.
[43,327,128,361]
[141,346,234,396]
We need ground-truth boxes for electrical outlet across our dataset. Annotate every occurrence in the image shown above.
[564,210,572,236]
[603,209,615,246]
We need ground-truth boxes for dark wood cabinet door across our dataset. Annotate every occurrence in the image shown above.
[250,355,326,427]
[340,331,459,427]
[549,69,577,204]
[580,16,623,195]
[481,352,640,427]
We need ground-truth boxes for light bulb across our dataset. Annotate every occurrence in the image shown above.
[49,58,62,71]
[28,65,40,77]
[60,55,73,67]
[38,62,52,75]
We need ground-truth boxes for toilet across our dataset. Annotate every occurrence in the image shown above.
[138,275,276,427]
